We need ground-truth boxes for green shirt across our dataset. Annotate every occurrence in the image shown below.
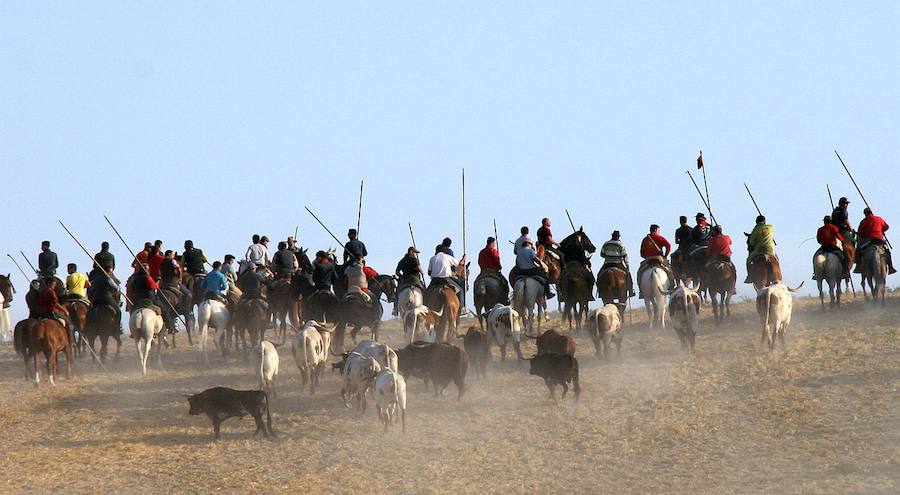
[748,224,776,254]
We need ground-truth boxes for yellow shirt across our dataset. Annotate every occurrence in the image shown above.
[66,272,89,297]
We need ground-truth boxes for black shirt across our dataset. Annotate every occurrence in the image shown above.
[182,248,206,275]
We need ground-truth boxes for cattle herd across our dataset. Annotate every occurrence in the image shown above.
[12,287,809,440]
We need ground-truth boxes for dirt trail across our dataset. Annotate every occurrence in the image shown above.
[0,294,897,494]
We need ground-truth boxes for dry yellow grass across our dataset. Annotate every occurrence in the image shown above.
[0,293,897,494]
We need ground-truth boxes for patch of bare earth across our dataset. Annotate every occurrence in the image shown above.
[0,293,897,494]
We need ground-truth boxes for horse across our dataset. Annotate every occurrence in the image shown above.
[197,298,230,365]
[512,276,544,336]
[397,285,424,316]
[159,283,195,346]
[13,318,37,380]
[30,318,73,386]
[232,299,270,358]
[334,274,397,348]
[552,228,598,310]
[65,298,89,358]
[130,307,165,376]
[559,262,591,331]
[596,267,628,316]
[747,254,782,290]
[425,263,466,344]
[269,276,300,343]
[84,303,122,364]
[813,251,843,308]
[859,243,888,305]
[0,274,14,340]
[670,250,691,283]
[473,273,508,329]
[704,259,735,324]
[639,265,671,329]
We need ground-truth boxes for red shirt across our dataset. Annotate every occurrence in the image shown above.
[147,252,165,280]
[144,275,160,290]
[707,235,733,257]
[817,224,843,246]
[132,250,149,270]
[857,214,889,240]
[478,246,501,271]
[38,287,59,312]
[537,226,554,247]
[363,266,378,278]
[640,232,671,258]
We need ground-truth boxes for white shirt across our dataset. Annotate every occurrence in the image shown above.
[428,252,459,279]
[513,234,532,255]
[245,243,269,266]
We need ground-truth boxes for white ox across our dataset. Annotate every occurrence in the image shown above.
[666,282,701,353]
[587,303,623,358]
[253,340,280,397]
[351,340,399,373]
[341,352,382,412]
[291,320,334,394]
[374,368,407,433]
[756,282,803,352]
[486,304,523,361]
[396,286,423,316]
[401,305,440,345]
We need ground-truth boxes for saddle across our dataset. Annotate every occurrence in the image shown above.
[133,298,162,316]
[239,297,269,313]
[344,291,374,307]
[749,253,777,264]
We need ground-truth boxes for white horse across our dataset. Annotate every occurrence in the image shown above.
[512,277,544,336]
[813,251,843,308]
[197,299,231,365]
[396,286,423,316]
[0,292,11,342]
[639,266,671,329]
[129,308,165,376]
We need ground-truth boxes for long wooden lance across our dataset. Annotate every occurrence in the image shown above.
[565,209,577,232]
[6,253,31,283]
[102,216,187,327]
[827,184,835,210]
[408,222,427,287]
[835,150,891,248]
[461,168,468,313]
[699,150,712,214]
[743,183,763,217]
[19,251,38,276]
[357,179,364,235]
[685,170,718,225]
[304,206,388,296]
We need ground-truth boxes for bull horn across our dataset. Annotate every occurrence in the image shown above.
[787,281,805,292]
[692,282,701,293]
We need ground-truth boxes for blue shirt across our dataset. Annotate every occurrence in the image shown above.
[516,247,540,270]
[202,269,228,296]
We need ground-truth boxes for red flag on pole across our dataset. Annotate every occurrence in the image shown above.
[697,152,704,169]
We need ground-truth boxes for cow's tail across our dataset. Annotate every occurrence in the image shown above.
[264,390,275,437]
[764,289,772,346]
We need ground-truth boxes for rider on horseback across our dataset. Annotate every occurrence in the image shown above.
[132,242,151,274]
[427,244,466,299]
[344,229,367,265]
[831,197,855,240]
[65,263,91,304]
[744,215,777,283]
[674,216,692,252]
[130,263,162,316]
[37,278,70,329]
[813,216,848,278]
[272,241,299,279]
[313,250,337,291]
[600,231,634,298]
[512,239,550,295]
[856,207,896,274]
[244,234,270,270]
[537,218,563,260]
[636,225,674,299]
[37,240,59,280]
[182,240,207,275]
[513,226,532,255]
[237,263,270,312]
[94,241,115,271]
[344,258,377,304]
[88,266,122,325]
[201,261,228,302]
[475,237,509,300]
[706,225,737,293]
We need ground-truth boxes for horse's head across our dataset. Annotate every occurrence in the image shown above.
[374,274,398,303]
[0,274,14,303]
[297,251,313,273]
[561,227,596,254]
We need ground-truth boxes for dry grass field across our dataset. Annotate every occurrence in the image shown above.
[0,293,897,494]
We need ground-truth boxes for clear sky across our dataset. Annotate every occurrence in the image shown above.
[2,2,899,323]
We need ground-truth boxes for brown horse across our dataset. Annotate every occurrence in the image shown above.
[704,260,735,324]
[559,262,591,331]
[232,299,270,359]
[84,304,122,363]
[536,245,562,286]
[596,267,628,311]
[13,318,37,380]
[30,318,73,385]
[670,250,691,283]
[66,299,89,358]
[748,254,782,290]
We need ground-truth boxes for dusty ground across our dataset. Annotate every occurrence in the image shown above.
[0,293,897,494]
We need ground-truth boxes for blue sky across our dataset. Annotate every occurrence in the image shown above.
[2,2,899,322]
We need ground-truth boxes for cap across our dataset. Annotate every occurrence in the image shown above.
[839,197,850,205]
[260,236,269,242]
[823,215,832,222]
[611,230,621,237]
[864,207,873,215]
[696,212,707,220]
[408,246,420,254]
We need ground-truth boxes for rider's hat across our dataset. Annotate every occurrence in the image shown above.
[839,197,850,205]
[696,212,706,220]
